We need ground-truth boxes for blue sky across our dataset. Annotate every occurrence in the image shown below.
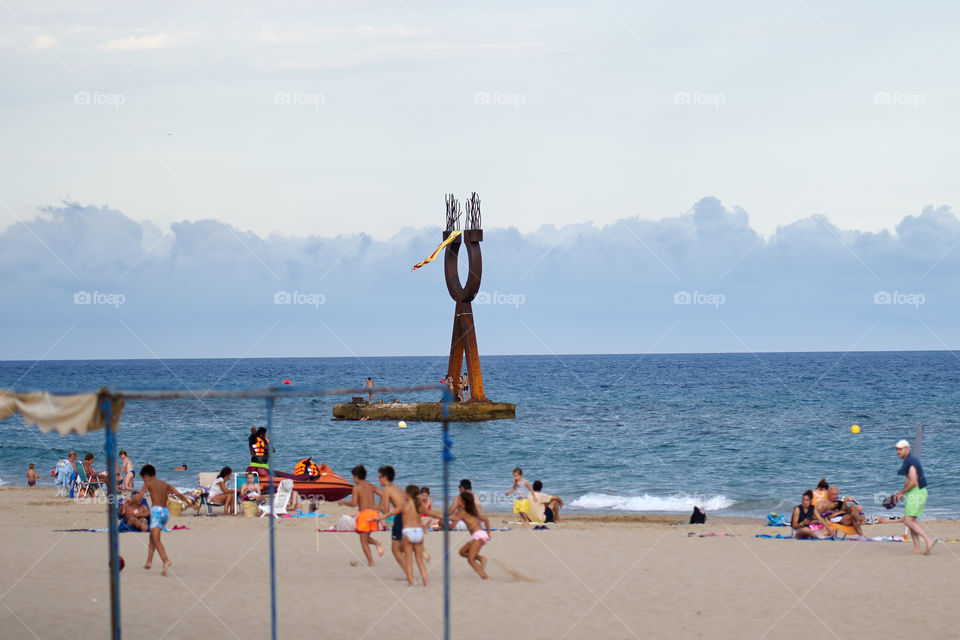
[1,1,959,358]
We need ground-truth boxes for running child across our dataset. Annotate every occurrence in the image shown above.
[26,463,37,487]
[131,464,191,576]
[337,465,385,566]
[380,485,442,586]
[505,467,533,528]
[450,491,491,580]
[377,465,408,574]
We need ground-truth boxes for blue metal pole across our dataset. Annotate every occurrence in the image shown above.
[441,389,452,640]
[265,397,277,640]
[103,398,122,640]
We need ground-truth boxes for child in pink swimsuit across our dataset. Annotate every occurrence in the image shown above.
[450,491,492,580]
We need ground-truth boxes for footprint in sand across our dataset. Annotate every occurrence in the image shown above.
[495,560,536,582]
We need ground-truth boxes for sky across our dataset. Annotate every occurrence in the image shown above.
[1,1,959,359]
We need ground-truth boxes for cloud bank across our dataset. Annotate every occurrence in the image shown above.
[2,198,959,360]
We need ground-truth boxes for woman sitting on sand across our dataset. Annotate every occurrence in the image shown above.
[208,467,237,515]
[791,490,823,539]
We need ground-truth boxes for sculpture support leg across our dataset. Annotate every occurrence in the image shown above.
[448,301,486,402]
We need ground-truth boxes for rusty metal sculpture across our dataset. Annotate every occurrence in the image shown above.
[444,193,486,402]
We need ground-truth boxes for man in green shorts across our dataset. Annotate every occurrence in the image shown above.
[892,439,935,555]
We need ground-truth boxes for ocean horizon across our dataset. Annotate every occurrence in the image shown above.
[2,351,956,519]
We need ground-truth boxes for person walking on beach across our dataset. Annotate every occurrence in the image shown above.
[892,440,936,555]
[132,464,191,576]
[378,465,408,574]
[379,485,441,586]
[363,377,375,403]
[118,449,134,491]
[506,467,533,528]
[337,465,384,566]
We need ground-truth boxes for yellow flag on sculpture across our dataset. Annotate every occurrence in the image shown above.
[411,230,462,270]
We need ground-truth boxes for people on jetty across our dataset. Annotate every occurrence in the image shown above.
[363,377,375,403]
[337,465,384,566]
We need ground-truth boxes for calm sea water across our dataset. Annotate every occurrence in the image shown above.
[1,352,957,518]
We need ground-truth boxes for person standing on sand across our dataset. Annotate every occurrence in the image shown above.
[26,463,37,487]
[378,465,408,574]
[505,467,533,528]
[892,440,936,555]
[363,377,375,403]
[337,465,384,566]
[131,464,191,576]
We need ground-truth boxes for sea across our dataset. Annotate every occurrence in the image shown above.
[1,352,957,519]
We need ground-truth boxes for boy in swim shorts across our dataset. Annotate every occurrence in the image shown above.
[338,465,385,567]
[377,465,408,575]
[505,467,533,528]
[130,464,191,576]
[379,485,442,586]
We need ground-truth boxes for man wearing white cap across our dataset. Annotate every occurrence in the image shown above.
[892,439,935,555]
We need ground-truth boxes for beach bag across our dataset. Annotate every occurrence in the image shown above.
[689,507,706,524]
[168,501,183,517]
[242,501,258,517]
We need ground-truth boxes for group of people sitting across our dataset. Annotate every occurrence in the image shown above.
[790,478,900,539]
[53,450,135,498]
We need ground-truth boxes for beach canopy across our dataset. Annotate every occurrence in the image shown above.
[0,391,110,435]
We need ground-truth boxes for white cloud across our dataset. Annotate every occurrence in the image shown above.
[2,198,959,359]
[32,34,58,50]
[96,32,196,52]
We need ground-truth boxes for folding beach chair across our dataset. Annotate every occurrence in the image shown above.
[74,464,105,499]
[259,479,293,518]
[196,472,227,516]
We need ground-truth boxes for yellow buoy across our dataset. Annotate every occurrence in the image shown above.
[851,424,860,434]
[398,421,407,429]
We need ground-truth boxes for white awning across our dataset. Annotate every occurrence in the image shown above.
[0,391,103,434]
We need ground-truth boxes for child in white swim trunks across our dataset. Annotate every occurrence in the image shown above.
[450,491,492,580]
[380,484,441,586]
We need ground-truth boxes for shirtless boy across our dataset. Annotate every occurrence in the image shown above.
[131,464,191,575]
[338,465,385,566]
[377,465,408,573]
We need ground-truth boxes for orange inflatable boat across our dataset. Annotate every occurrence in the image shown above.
[254,463,353,501]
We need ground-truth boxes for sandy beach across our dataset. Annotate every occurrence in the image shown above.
[0,486,955,639]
